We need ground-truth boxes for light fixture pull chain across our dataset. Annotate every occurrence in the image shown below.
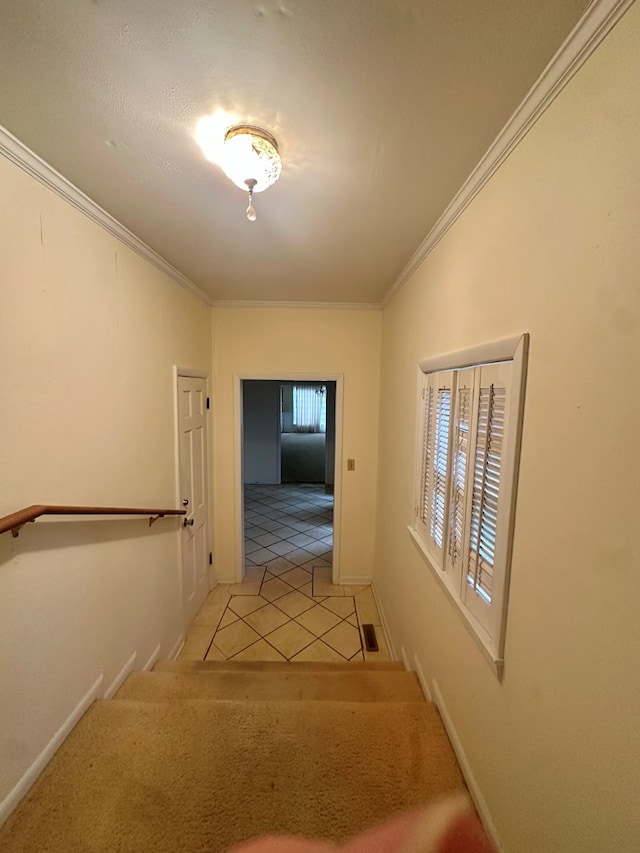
[245,178,257,221]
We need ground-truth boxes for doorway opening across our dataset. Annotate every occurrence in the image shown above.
[241,379,338,588]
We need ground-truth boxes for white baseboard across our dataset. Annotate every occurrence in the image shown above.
[212,570,236,589]
[413,653,433,702]
[142,643,161,672]
[0,674,103,828]
[370,583,397,660]
[168,633,185,661]
[103,651,137,699]
[401,644,410,671]
[431,678,502,852]
[399,645,433,701]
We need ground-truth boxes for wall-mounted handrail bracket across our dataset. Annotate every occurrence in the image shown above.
[10,519,36,538]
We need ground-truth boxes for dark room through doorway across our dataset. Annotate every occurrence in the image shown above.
[241,380,336,590]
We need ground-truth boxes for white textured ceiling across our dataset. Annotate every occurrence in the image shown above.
[0,1,588,304]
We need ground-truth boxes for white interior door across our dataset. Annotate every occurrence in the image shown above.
[178,375,210,626]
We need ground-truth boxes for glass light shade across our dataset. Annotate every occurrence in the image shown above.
[220,126,281,193]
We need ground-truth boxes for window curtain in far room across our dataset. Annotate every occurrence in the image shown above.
[292,385,326,433]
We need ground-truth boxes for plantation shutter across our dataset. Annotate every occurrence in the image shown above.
[418,378,434,530]
[464,361,512,631]
[446,369,473,585]
[414,334,527,666]
[430,383,452,548]
[416,371,453,561]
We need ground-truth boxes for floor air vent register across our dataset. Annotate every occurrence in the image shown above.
[361,623,379,652]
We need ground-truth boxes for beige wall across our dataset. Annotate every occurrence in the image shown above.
[211,307,381,583]
[0,155,211,807]
[2,5,638,845]
[374,6,640,852]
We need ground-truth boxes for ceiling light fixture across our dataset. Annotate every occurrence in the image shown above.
[220,125,281,222]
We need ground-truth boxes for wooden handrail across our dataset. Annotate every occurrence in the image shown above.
[0,505,187,538]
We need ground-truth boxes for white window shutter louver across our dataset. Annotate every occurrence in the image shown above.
[419,380,434,529]
[446,370,473,586]
[464,361,512,631]
[430,384,452,549]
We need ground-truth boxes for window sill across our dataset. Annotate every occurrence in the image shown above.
[407,525,504,680]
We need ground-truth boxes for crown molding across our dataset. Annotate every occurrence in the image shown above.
[3,0,631,314]
[0,124,212,306]
[382,0,636,308]
[212,300,381,311]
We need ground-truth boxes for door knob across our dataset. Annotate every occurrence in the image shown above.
[183,517,195,527]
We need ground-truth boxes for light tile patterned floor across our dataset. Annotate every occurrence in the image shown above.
[180,484,390,664]
[243,483,334,573]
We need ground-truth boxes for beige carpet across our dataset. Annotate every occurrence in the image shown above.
[154,659,405,673]
[115,669,425,703]
[0,662,466,852]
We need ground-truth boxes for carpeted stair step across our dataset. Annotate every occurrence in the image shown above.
[154,658,405,673]
[115,668,424,703]
[0,697,465,852]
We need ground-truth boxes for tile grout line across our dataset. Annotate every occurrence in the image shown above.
[187,484,380,664]
[201,600,233,660]
[229,603,359,662]
[208,594,369,662]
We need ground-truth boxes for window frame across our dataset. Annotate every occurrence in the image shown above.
[409,334,529,678]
